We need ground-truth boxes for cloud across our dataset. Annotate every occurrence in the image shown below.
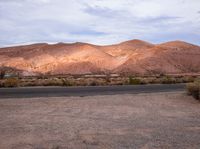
[0,0,200,47]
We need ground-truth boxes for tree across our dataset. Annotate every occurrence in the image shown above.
[0,69,5,79]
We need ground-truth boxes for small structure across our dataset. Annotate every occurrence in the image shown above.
[4,73,18,79]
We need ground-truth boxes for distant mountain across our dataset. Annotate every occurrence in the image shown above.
[0,40,200,76]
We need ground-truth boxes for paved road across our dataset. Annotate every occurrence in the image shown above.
[0,84,185,98]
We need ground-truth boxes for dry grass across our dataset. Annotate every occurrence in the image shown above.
[0,75,199,88]
[3,78,19,87]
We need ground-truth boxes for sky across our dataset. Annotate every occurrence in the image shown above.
[0,0,200,47]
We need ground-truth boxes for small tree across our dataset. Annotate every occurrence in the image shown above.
[0,70,5,79]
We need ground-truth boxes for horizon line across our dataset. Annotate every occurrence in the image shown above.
[0,39,199,48]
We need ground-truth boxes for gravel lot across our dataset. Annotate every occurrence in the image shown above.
[0,92,200,149]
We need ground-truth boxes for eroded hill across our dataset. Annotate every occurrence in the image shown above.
[0,40,200,76]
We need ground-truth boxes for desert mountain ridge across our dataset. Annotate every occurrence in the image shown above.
[0,39,200,76]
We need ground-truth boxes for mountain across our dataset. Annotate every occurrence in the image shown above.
[0,40,200,76]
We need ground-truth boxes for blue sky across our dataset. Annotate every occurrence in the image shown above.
[0,0,200,47]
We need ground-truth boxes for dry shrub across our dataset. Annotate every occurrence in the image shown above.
[0,80,4,87]
[129,77,142,85]
[43,79,63,86]
[186,80,200,100]
[62,79,73,86]
[4,78,18,87]
[161,76,176,84]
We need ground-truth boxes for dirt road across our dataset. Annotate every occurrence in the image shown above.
[0,92,200,149]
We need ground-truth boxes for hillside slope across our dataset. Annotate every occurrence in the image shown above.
[0,40,200,76]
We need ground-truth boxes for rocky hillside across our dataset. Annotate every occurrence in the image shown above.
[0,40,200,76]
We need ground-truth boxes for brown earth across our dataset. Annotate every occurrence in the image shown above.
[0,92,200,149]
[0,40,200,76]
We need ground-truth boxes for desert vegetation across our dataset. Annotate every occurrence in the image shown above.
[0,74,199,88]
[0,78,19,87]
[129,77,142,85]
[186,79,200,100]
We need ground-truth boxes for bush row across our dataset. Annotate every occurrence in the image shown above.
[0,76,199,88]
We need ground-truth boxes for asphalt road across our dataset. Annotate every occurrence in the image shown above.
[0,84,185,98]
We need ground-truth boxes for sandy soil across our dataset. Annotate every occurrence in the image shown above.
[0,92,200,149]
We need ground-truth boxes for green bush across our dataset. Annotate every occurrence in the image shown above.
[4,78,18,87]
[186,80,200,100]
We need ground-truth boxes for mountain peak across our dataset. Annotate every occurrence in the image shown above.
[120,39,152,44]
[160,40,200,48]
[118,39,154,49]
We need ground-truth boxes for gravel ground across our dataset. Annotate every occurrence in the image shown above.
[0,92,200,149]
